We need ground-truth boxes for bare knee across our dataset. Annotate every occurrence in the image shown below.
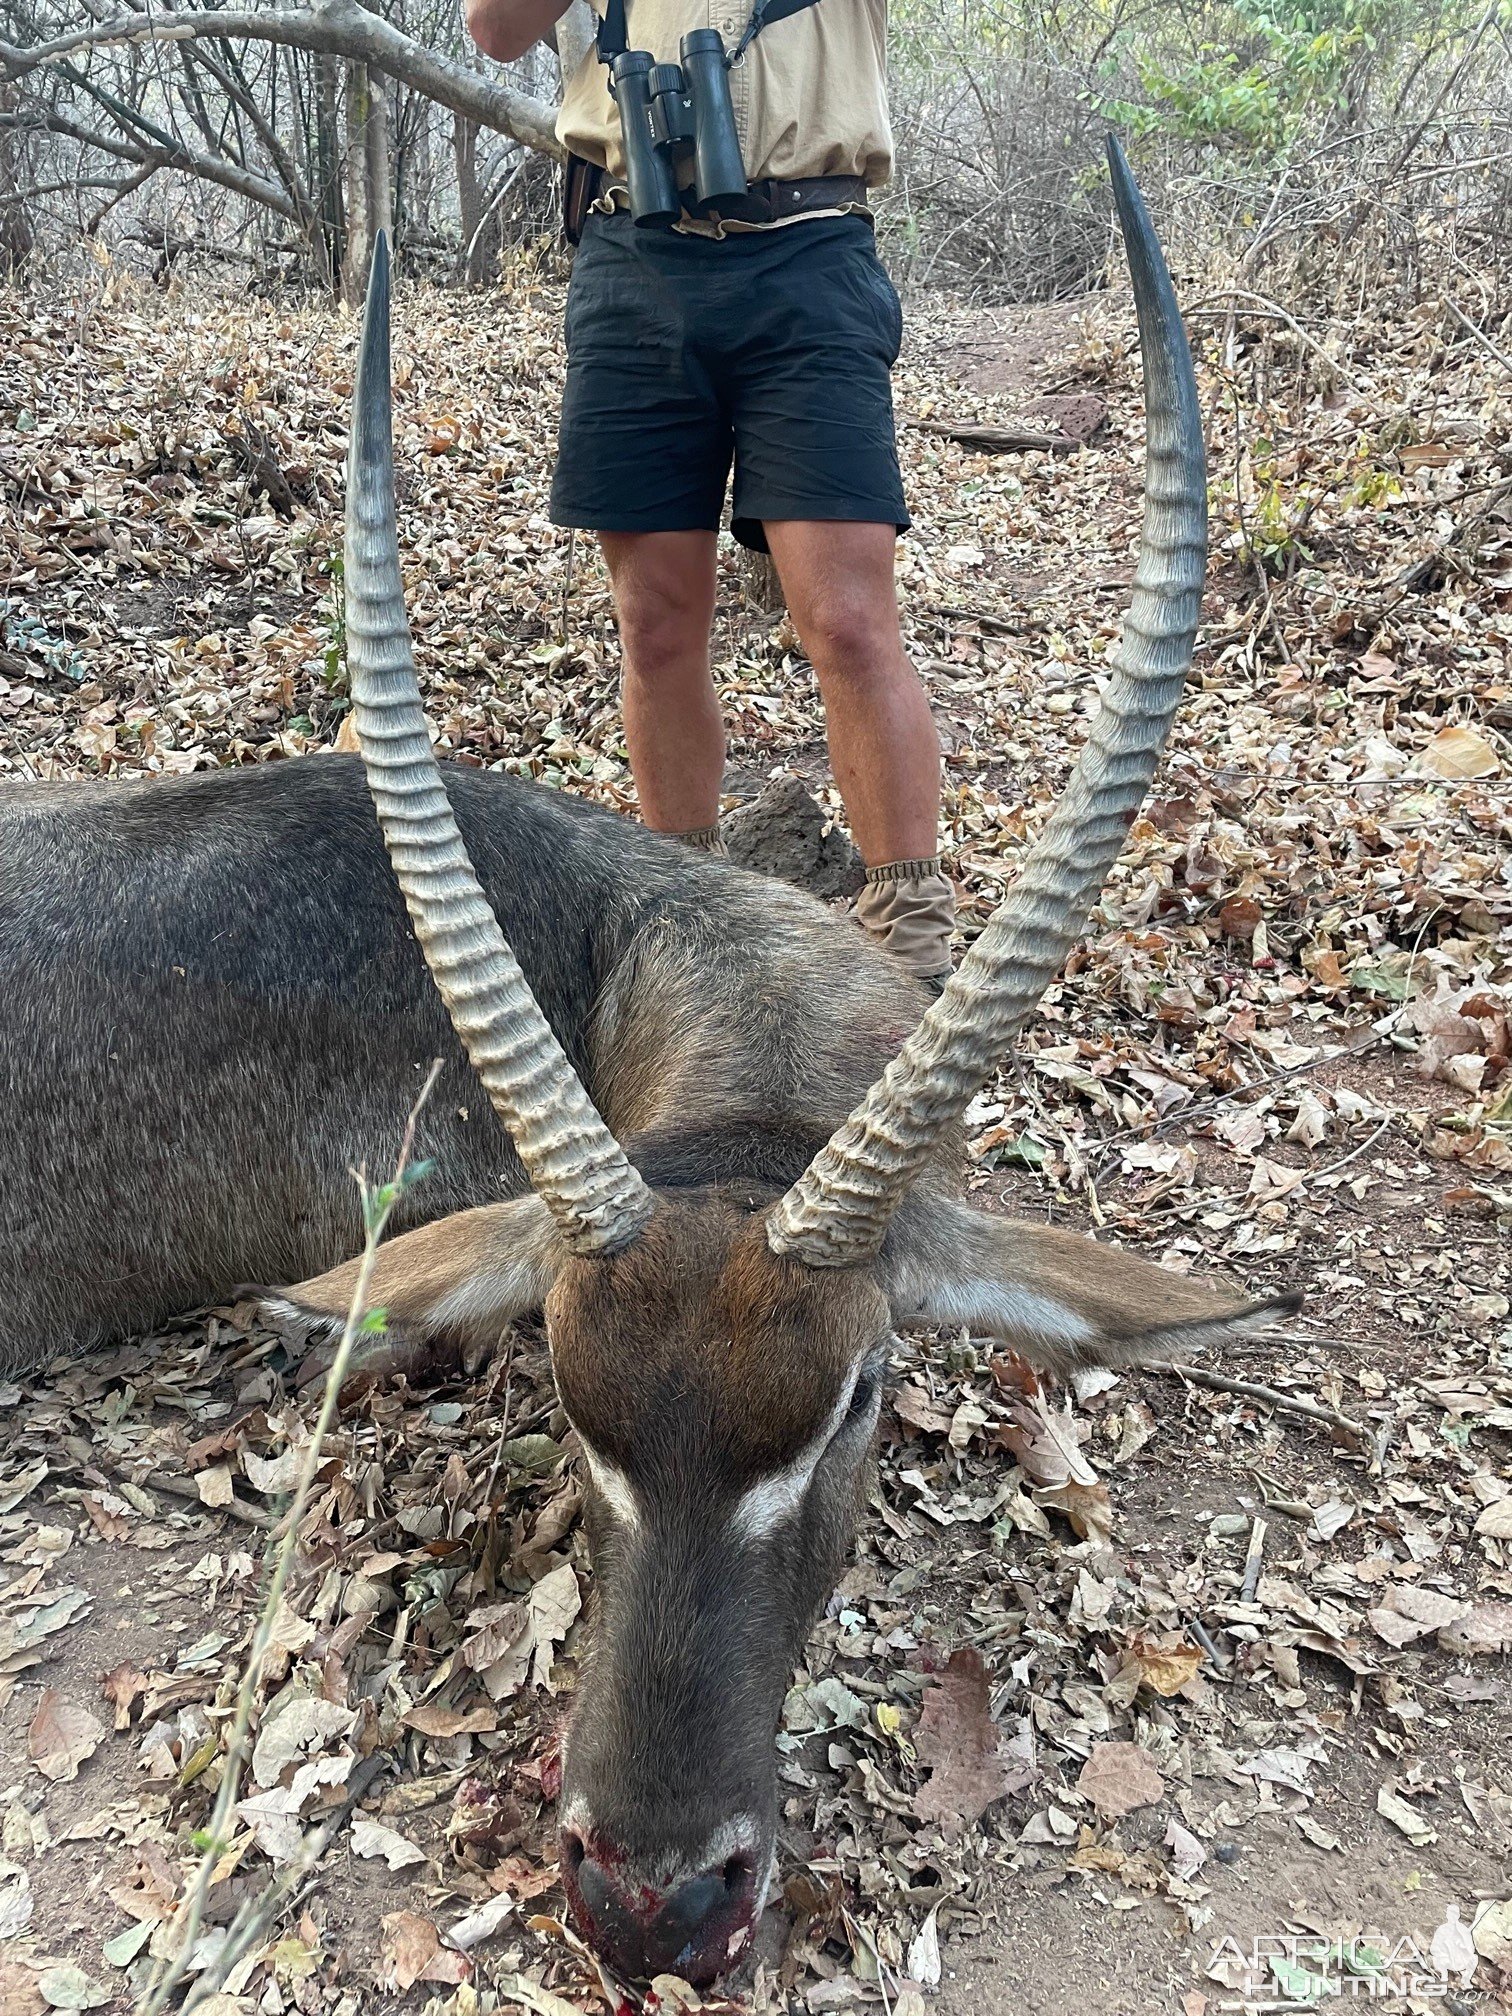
[604,540,717,670]
[618,591,712,672]
[799,592,901,687]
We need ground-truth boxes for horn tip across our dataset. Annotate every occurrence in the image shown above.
[1104,130,1144,244]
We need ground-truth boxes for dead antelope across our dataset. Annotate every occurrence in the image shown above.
[0,142,1294,1986]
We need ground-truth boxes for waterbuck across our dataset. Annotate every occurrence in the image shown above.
[1,143,1294,1985]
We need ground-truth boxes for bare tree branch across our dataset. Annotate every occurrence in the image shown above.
[0,0,561,155]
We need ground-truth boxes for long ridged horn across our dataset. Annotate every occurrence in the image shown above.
[346,234,654,1255]
[768,139,1205,1267]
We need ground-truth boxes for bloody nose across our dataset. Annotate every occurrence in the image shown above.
[563,1831,758,1984]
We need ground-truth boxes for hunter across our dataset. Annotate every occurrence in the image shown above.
[465,0,955,986]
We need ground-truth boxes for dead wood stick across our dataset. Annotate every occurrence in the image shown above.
[907,415,1083,456]
[1241,1515,1268,1602]
[1443,297,1512,378]
[141,1469,270,1528]
[1147,1361,1376,1456]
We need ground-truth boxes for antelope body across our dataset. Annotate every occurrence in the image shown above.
[0,148,1295,1986]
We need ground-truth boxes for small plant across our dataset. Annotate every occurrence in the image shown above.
[321,549,347,701]
[1242,474,1317,576]
[1,598,86,682]
[136,1072,439,2016]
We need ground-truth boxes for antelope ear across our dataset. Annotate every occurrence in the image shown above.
[258,1195,561,1380]
[883,1198,1300,1374]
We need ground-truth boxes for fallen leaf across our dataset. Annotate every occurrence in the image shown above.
[907,1906,941,1989]
[36,1970,109,2012]
[1472,1899,1512,1967]
[100,1663,148,1732]
[1473,1498,1512,1539]
[350,1818,427,1870]
[378,1911,470,1994]
[101,1921,154,1969]
[27,1690,105,1782]
[996,1388,1098,1488]
[194,1464,234,1508]
[1437,1603,1512,1655]
[1129,1635,1205,1697]
[1414,723,1501,778]
[241,1447,305,1496]
[499,1973,595,2016]
[912,1648,1016,1833]
[1376,1785,1436,1845]
[448,1891,516,1953]
[1077,1741,1164,1819]
[0,1872,33,1941]
[527,1562,581,1691]
[403,1701,498,1739]
[0,1460,48,1515]
[891,1384,955,1437]
[1368,1585,1467,1648]
[0,1964,44,2016]
[1164,1816,1207,1881]
[250,1693,354,1787]
[1038,1477,1115,1545]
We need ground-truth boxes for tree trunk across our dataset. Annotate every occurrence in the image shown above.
[553,0,597,87]
[0,83,35,275]
[341,58,372,305]
[741,549,786,620]
[4,3,563,157]
[453,110,493,284]
[314,51,344,291]
[366,66,392,243]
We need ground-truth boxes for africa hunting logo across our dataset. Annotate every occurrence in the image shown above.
[1206,1903,1484,2007]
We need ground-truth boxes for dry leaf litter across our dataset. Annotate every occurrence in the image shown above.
[0,244,1509,2016]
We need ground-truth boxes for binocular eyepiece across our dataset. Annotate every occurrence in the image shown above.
[611,29,754,228]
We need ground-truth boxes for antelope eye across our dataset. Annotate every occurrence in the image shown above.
[847,1368,881,1421]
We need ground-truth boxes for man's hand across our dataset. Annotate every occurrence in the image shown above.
[465,0,577,63]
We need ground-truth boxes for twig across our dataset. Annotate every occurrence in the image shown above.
[1187,1615,1230,1671]
[908,414,1083,455]
[180,1750,391,2012]
[1148,1362,1375,1457]
[140,1470,269,1528]
[1443,297,1512,378]
[136,1063,442,2016]
[1229,383,1290,664]
[1188,292,1366,392]
[1309,1114,1394,1184]
[1241,1514,1268,1602]
[559,525,576,647]
[1083,1033,1381,1179]
[1381,472,1512,514]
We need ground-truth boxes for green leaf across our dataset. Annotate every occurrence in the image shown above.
[500,1434,564,1476]
[1350,961,1409,1000]
[103,1920,155,1969]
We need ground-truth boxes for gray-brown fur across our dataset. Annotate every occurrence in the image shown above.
[0,750,922,1377]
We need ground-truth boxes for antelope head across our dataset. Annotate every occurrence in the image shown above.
[279,148,1297,1986]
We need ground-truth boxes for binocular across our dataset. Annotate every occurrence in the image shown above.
[611,31,756,227]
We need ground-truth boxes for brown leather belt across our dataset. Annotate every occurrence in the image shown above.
[604,174,868,227]
[739,175,869,221]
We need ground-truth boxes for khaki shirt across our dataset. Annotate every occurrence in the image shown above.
[557,0,892,203]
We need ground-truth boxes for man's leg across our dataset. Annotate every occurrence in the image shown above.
[599,529,725,844]
[762,519,954,981]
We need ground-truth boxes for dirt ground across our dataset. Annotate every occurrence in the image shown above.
[1,249,1509,2016]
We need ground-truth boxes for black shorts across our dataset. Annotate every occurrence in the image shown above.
[550,211,909,554]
